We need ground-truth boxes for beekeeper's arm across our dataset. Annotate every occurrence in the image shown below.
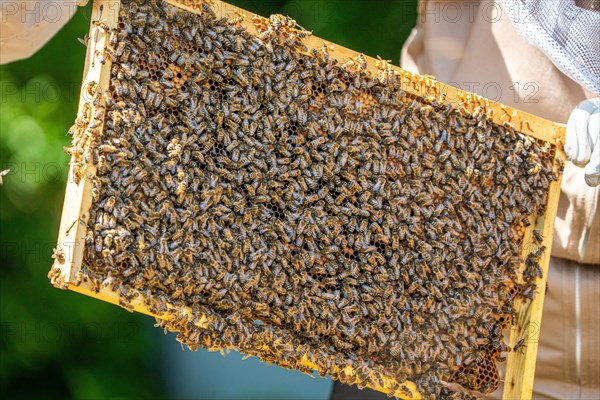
[0,1,87,64]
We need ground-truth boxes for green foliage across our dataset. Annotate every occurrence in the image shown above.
[0,1,416,398]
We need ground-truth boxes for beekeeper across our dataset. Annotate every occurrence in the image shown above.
[332,1,599,399]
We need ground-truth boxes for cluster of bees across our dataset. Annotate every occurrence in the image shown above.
[60,0,559,398]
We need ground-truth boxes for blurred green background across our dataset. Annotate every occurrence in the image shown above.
[0,1,417,399]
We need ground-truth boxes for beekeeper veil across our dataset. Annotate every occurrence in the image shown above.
[501,0,600,95]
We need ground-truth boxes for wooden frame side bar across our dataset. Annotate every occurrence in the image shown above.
[51,0,121,283]
[503,154,565,399]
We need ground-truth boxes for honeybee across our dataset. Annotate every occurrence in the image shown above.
[512,338,526,354]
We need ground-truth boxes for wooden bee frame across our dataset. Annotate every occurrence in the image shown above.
[50,0,565,398]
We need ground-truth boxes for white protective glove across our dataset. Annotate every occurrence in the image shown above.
[565,98,600,187]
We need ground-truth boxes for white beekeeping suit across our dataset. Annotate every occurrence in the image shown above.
[0,0,86,64]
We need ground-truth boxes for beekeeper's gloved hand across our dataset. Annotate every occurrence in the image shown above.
[565,98,600,187]
[0,0,88,65]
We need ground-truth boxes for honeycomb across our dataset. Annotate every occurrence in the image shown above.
[55,0,559,397]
